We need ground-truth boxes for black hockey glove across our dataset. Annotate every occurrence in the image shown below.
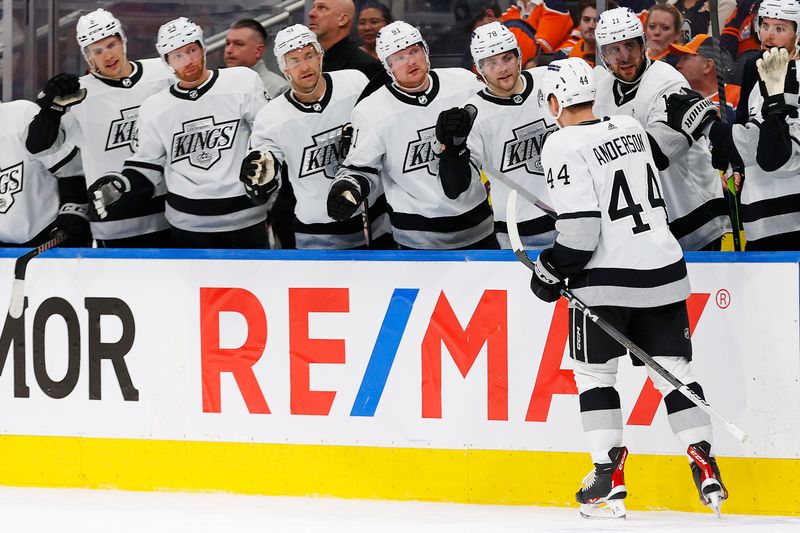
[88,173,130,220]
[435,105,477,156]
[529,248,565,303]
[707,120,744,171]
[240,150,279,205]
[37,73,87,114]
[53,202,92,247]
[665,88,719,141]
[327,174,368,221]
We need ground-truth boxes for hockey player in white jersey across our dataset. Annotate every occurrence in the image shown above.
[531,58,727,519]
[1,100,89,247]
[592,7,730,251]
[326,21,496,250]
[443,21,558,249]
[666,0,800,250]
[90,17,269,249]
[242,24,392,249]
[26,8,173,247]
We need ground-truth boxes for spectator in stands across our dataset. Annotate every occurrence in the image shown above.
[308,0,383,78]
[225,19,289,99]
[645,2,684,61]
[668,0,736,43]
[669,34,739,111]
[555,0,619,66]
[358,2,393,59]
[502,0,574,66]
[721,0,760,63]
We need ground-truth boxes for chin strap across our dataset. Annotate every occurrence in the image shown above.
[392,73,431,94]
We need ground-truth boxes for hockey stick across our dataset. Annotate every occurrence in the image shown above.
[7,230,67,319]
[482,164,556,217]
[506,189,748,443]
[709,0,743,251]
[338,123,371,247]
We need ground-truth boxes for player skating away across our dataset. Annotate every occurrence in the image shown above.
[440,21,557,249]
[26,9,173,247]
[666,0,800,250]
[242,24,392,249]
[327,21,495,250]
[89,17,269,249]
[531,57,727,519]
[592,7,731,251]
[1,100,89,247]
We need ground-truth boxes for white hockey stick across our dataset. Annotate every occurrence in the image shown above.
[506,189,748,443]
[482,164,556,217]
[7,230,66,319]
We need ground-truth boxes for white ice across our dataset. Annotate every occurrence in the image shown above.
[1,486,798,533]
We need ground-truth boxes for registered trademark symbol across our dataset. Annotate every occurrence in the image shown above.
[716,289,730,309]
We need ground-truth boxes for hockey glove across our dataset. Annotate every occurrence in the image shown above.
[758,48,800,117]
[435,105,477,156]
[665,88,719,141]
[327,174,366,221]
[529,248,565,303]
[37,73,87,114]
[240,150,279,204]
[53,202,92,247]
[88,172,132,220]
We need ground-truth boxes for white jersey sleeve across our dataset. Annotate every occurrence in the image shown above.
[339,100,384,196]
[126,97,167,189]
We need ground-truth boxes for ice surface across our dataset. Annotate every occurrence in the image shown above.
[0,487,797,533]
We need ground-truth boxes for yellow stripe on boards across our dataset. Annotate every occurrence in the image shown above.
[0,435,795,516]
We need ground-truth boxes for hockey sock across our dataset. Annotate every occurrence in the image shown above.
[663,382,714,453]
[579,386,624,464]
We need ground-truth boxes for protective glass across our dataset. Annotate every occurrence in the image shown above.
[387,44,425,66]
[166,44,204,69]
[284,49,322,70]
[479,51,519,74]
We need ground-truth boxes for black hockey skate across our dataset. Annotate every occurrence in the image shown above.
[688,441,728,517]
[576,446,628,519]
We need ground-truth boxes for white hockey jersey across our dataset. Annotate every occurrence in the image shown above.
[542,115,690,308]
[60,59,173,240]
[249,70,389,249]
[125,67,269,233]
[339,68,492,249]
[0,101,80,244]
[731,75,800,244]
[593,60,730,251]
[466,68,558,249]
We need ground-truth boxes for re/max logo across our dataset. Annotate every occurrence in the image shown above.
[200,288,711,425]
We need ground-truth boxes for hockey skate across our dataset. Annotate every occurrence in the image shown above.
[688,441,728,517]
[576,446,628,519]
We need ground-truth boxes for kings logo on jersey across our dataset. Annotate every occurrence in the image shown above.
[105,106,140,152]
[300,126,344,180]
[403,126,439,176]
[501,119,557,176]
[171,116,240,170]
[0,161,23,214]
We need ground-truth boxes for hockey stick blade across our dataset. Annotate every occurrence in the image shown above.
[506,190,749,443]
[8,231,67,319]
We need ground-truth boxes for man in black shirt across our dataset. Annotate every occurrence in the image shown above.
[308,0,383,78]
